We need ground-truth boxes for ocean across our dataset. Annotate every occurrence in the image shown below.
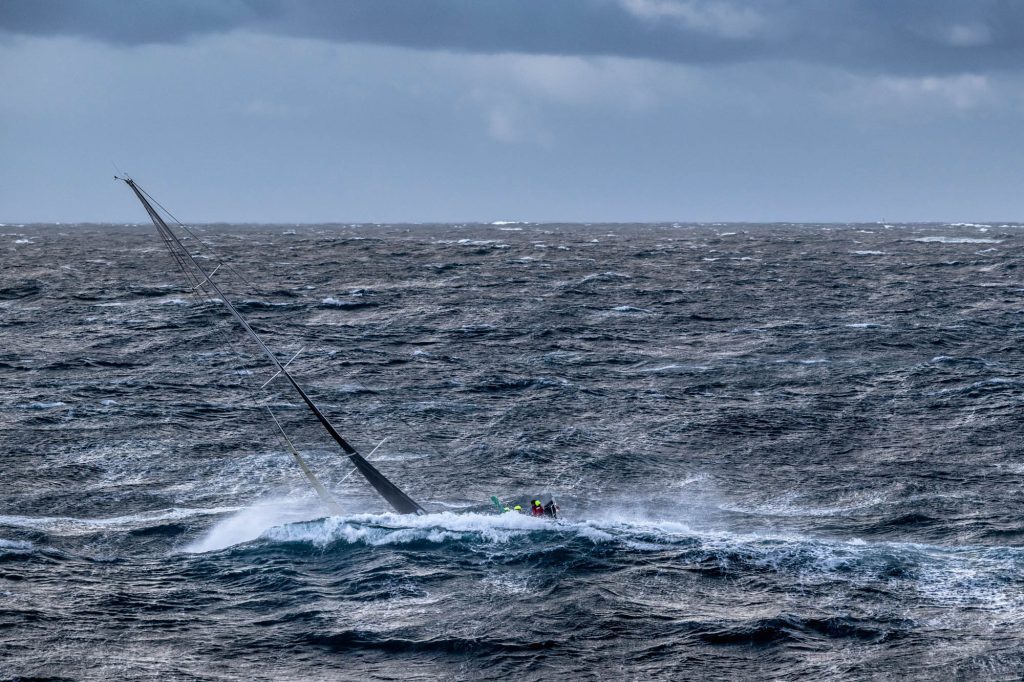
[2,220,1024,680]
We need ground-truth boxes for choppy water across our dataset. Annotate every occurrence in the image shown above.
[3,220,1024,680]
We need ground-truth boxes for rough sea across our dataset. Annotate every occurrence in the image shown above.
[3,219,1024,680]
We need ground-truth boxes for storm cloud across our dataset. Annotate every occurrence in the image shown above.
[3,0,1024,76]
[2,2,1023,223]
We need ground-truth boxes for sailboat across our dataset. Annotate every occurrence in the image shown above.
[118,176,427,516]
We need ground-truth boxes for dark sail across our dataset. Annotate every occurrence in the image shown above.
[120,177,426,515]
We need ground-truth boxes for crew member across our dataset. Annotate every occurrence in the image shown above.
[531,500,544,517]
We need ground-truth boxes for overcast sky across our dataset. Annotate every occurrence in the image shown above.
[2,0,1024,223]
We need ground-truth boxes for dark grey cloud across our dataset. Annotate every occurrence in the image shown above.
[3,0,1024,75]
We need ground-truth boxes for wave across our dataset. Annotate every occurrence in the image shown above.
[716,490,894,518]
[184,507,557,554]
[913,236,1002,244]
[182,499,331,553]
[15,401,66,409]
[578,271,633,284]
[0,280,42,300]
[0,506,240,536]
[320,297,377,309]
[261,510,564,547]
[435,238,509,247]
[235,299,297,310]
[303,629,557,656]
[182,507,1024,610]
[633,363,711,373]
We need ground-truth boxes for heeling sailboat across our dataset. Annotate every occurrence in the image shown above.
[118,176,427,516]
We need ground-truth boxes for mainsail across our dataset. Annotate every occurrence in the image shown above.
[120,176,427,515]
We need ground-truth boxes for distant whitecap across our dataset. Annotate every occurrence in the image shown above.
[914,236,1002,244]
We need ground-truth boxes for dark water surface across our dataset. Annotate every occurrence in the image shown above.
[3,221,1024,680]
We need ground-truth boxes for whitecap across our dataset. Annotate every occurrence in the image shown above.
[190,508,558,553]
[0,506,240,536]
[17,401,66,409]
[927,377,1019,396]
[914,236,1002,244]
[481,572,535,595]
[672,473,709,488]
[579,271,632,284]
[240,299,289,307]
[437,239,507,247]
[773,358,828,364]
[635,363,711,373]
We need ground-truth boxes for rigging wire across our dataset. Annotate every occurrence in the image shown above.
[174,205,459,478]
[126,176,493,512]
[142,198,323,501]
[136,188,429,511]
[136,183,257,291]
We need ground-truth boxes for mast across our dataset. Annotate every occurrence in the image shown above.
[120,176,426,515]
